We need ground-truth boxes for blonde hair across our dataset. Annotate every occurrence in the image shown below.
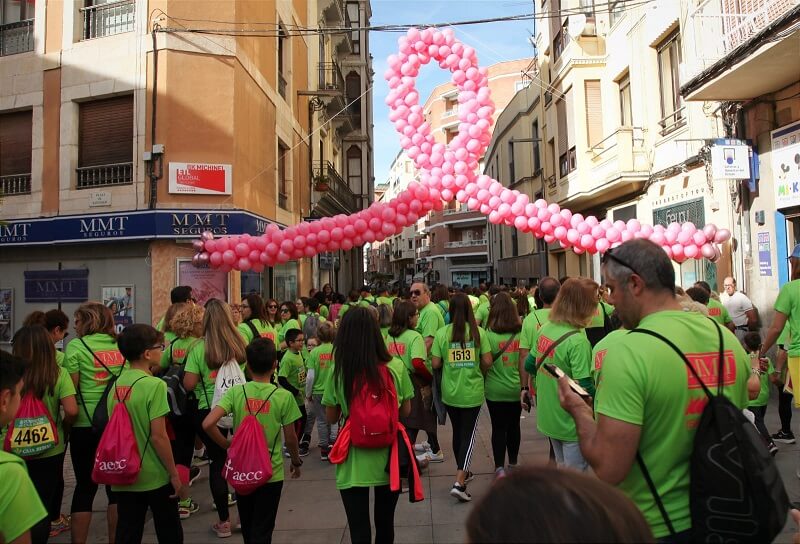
[678,295,709,316]
[171,305,204,339]
[163,302,190,333]
[549,278,600,328]
[203,299,247,369]
[74,302,117,338]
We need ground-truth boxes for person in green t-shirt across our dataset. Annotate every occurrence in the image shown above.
[111,324,188,543]
[238,294,278,345]
[558,240,759,540]
[742,332,778,453]
[761,249,800,396]
[519,277,560,396]
[686,285,736,332]
[432,294,492,502]
[203,337,302,544]
[65,302,126,543]
[322,307,413,544]
[156,286,196,331]
[278,328,309,456]
[278,301,302,350]
[376,285,393,307]
[304,322,338,459]
[44,309,70,374]
[0,351,49,544]
[484,292,524,478]
[358,286,376,307]
[5,327,77,541]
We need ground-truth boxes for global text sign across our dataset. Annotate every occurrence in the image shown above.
[169,162,232,195]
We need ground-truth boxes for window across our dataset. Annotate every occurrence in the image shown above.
[507,141,515,184]
[619,73,632,126]
[556,91,575,177]
[585,80,602,147]
[347,145,361,192]
[657,32,684,135]
[0,110,32,195]
[514,80,532,93]
[277,23,288,99]
[347,2,360,54]
[609,0,624,27]
[77,95,133,188]
[81,0,135,40]
[553,27,568,60]
[534,192,546,252]
[531,121,541,173]
[511,227,519,257]
[345,72,361,116]
[1,0,34,55]
[278,141,288,210]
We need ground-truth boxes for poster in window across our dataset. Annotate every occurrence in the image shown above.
[177,259,229,306]
[102,285,135,334]
[0,289,13,344]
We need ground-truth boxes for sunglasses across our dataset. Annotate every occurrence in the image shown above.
[281,308,290,313]
[601,248,642,278]
[410,289,422,297]
[268,304,278,309]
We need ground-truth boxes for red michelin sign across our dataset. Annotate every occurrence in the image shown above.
[169,162,232,195]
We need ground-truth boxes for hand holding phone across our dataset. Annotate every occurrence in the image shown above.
[544,363,591,399]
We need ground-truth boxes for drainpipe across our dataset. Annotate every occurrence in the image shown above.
[148,29,162,209]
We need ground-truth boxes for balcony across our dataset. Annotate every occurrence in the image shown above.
[0,173,31,195]
[443,204,471,215]
[76,162,133,189]
[682,0,800,100]
[81,0,135,41]
[0,20,34,56]
[313,160,358,214]
[441,108,458,119]
[445,239,487,249]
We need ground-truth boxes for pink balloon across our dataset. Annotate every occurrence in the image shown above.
[204,240,217,252]
[684,244,699,259]
[210,252,223,266]
[596,238,611,253]
[701,244,716,259]
[238,258,251,271]
[222,250,236,265]
[330,227,344,241]
[606,228,620,243]
[714,229,731,243]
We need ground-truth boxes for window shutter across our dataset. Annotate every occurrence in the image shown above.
[585,80,602,147]
[556,98,567,156]
[0,110,32,176]
[79,95,133,167]
[565,88,575,150]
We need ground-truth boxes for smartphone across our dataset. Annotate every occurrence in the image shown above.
[543,363,592,398]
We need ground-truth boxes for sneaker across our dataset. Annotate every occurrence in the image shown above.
[769,442,779,456]
[212,494,237,510]
[772,430,796,444]
[189,466,202,486]
[178,498,199,519]
[450,483,472,502]
[212,521,232,538]
[507,463,517,474]
[192,453,210,467]
[416,450,444,463]
[299,444,310,457]
[414,441,431,453]
[320,447,330,461]
[49,514,71,537]
[300,433,312,447]
[494,467,506,480]
[464,471,475,483]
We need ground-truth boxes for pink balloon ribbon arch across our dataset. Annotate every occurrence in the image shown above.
[192,27,730,272]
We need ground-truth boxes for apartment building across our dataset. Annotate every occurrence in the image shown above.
[417,58,534,288]
[681,0,800,314]
[0,0,373,329]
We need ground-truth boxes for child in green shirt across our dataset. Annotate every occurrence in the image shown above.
[743,332,778,454]
[279,329,309,456]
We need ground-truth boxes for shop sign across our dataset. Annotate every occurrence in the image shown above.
[758,232,772,277]
[652,198,705,228]
[773,121,800,209]
[711,145,751,179]
[24,270,89,303]
[169,163,232,195]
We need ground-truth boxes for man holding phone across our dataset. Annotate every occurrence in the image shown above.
[558,239,759,542]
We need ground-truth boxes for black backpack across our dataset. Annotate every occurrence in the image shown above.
[77,338,123,434]
[631,321,789,542]
[302,313,321,341]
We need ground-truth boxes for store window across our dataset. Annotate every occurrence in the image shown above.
[241,271,264,300]
[77,95,133,189]
[273,262,298,302]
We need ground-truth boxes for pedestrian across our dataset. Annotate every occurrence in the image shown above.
[183,299,247,538]
[328,292,345,323]
[772,325,795,444]
[277,301,301,350]
[518,276,560,382]
[65,302,126,543]
[202,337,303,544]
[111,325,187,544]
[322,307,413,544]
[742,332,779,454]
[530,278,596,472]
[305,321,338,460]
[156,286,195,331]
[688,284,735,332]
[431,293,492,502]
[161,302,190,346]
[6,326,78,542]
[0,350,49,544]
[44,309,70,369]
[265,298,281,328]
[721,276,758,341]
[229,303,243,326]
[278,329,309,456]
[484,292,523,479]
[239,294,277,345]
[431,284,450,324]
[558,240,757,541]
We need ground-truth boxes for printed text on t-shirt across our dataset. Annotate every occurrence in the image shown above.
[685,350,737,388]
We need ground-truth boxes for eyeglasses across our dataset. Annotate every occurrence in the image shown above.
[410,289,422,297]
[281,308,290,313]
[149,343,166,351]
[268,304,278,309]
[241,304,249,309]
[601,248,642,278]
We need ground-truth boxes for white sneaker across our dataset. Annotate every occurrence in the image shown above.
[416,450,444,463]
[414,441,431,453]
[450,483,471,502]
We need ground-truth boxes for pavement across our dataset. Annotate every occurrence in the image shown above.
[51,396,800,543]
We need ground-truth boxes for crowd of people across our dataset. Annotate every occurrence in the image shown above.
[0,238,797,543]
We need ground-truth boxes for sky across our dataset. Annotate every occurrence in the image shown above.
[369,0,537,186]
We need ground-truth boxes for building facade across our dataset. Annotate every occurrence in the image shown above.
[0,0,373,331]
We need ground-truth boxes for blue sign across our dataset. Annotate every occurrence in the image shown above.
[24,269,89,302]
[758,232,772,276]
[0,209,281,246]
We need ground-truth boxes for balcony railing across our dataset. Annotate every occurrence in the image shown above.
[318,61,345,92]
[441,108,458,119]
[0,20,34,56]
[76,162,133,189]
[445,239,487,248]
[81,0,135,40]
[658,106,686,136]
[0,173,32,195]
[443,204,471,215]
[313,160,358,213]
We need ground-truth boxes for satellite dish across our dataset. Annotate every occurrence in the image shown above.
[567,14,587,39]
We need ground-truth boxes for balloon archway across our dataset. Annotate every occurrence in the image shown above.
[192,27,730,273]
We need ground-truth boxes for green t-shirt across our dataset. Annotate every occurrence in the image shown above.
[183,342,229,410]
[0,451,48,543]
[748,355,775,407]
[319,305,329,319]
[358,296,376,307]
[238,319,277,345]
[527,295,537,311]
[160,336,201,370]
[774,279,800,356]
[778,323,790,348]
[588,302,614,328]
[278,319,301,346]
[377,296,393,306]
[322,358,413,490]
[385,329,427,374]
[338,303,353,320]
[107,369,171,492]
[519,308,551,351]
[65,333,126,428]
[484,330,521,402]
[474,302,490,328]
[416,302,445,363]
[307,343,335,395]
[591,329,628,384]
[164,331,177,346]
[532,322,591,441]
[217,382,301,482]
[706,299,732,326]
[594,311,750,538]
[432,324,491,408]
[55,350,65,367]
[278,351,306,405]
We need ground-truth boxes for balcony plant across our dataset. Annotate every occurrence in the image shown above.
[313,173,330,192]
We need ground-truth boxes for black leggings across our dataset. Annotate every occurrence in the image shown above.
[749,405,771,442]
[26,453,63,543]
[486,399,521,468]
[70,426,117,513]
[340,485,400,544]
[237,481,283,544]
[777,384,793,433]
[170,400,197,469]
[193,408,230,521]
[115,483,182,544]
[445,405,481,472]
[294,404,307,444]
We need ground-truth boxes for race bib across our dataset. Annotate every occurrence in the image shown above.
[298,368,307,385]
[448,342,476,366]
[10,416,57,457]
